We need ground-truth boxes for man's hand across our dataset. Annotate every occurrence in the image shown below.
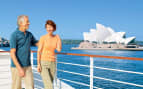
[35,42,39,47]
[18,67,25,77]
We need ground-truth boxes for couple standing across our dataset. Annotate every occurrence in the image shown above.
[10,15,62,89]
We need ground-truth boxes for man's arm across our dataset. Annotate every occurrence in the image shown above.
[10,48,21,69]
[31,33,39,47]
[10,48,25,77]
[10,33,25,77]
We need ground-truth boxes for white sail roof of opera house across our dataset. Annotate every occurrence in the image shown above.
[83,23,136,45]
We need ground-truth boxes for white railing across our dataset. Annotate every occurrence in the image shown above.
[31,54,102,89]
[1,51,143,89]
[57,60,143,88]
[50,52,143,89]
[31,51,143,89]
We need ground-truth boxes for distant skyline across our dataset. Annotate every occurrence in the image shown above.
[0,0,143,41]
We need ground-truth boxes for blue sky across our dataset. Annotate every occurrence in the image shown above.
[0,0,143,40]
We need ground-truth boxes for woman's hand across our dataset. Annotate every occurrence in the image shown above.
[37,64,42,72]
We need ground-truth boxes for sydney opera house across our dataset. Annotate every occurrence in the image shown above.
[71,23,143,50]
[83,23,136,45]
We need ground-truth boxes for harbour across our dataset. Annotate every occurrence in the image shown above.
[0,0,143,89]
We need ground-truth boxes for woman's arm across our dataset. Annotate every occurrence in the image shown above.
[56,35,62,52]
[37,36,44,66]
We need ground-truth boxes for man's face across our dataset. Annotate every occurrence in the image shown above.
[19,17,30,30]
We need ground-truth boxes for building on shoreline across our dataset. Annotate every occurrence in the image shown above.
[76,23,142,49]
[0,37,9,47]
[83,23,135,45]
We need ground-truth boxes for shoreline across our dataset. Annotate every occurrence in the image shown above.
[71,47,143,51]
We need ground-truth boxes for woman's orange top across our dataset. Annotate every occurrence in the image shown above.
[38,34,62,61]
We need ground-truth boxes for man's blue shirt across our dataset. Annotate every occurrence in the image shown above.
[10,28,37,67]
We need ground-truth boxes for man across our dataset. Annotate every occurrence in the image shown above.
[10,15,38,89]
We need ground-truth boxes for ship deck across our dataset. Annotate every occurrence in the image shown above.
[0,53,74,89]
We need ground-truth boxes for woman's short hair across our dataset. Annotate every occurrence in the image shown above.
[45,20,56,31]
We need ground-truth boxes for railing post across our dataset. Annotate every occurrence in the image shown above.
[90,57,94,89]
[31,52,34,67]
[55,55,58,87]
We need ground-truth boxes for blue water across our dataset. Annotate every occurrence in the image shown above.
[1,44,143,89]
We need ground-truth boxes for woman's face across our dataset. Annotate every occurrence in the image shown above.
[46,24,54,33]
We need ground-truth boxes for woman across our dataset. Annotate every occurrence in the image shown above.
[37,20,62,89]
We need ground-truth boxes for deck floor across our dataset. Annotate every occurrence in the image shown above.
[0,54,74,89]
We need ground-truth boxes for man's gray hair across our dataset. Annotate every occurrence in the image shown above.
[17,15,28,25]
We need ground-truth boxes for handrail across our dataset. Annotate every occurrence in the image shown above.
[0,51,10,53]
[55,52,143,61]
[1,51,143,61]
[1,50,143,89]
